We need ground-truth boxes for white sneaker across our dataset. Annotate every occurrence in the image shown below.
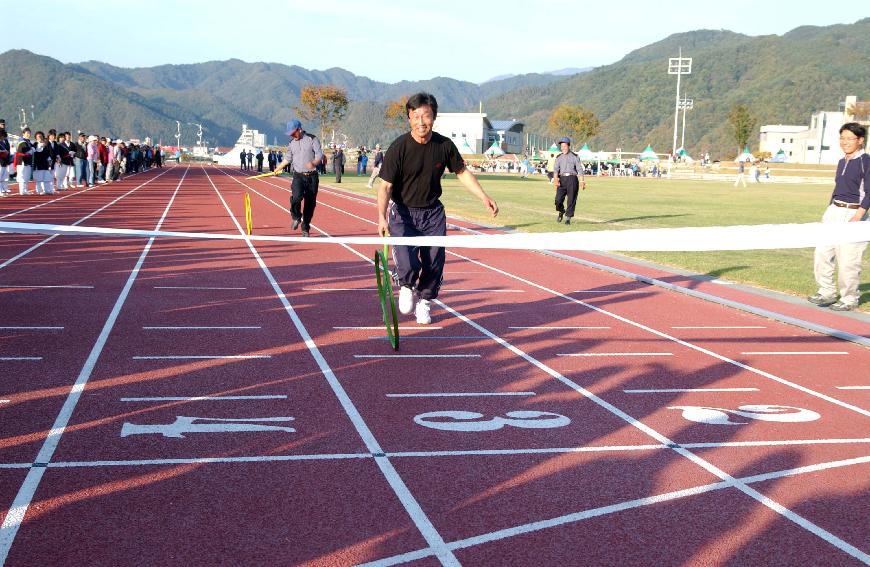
[398,286,415,315]
[415,299,431,325]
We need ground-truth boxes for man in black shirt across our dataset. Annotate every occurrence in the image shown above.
[377,92,498,324]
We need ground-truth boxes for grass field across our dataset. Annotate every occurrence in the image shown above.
[329,170,869,312]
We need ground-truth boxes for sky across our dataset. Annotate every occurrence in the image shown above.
[2,0,864,83]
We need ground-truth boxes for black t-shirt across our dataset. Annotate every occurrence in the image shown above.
[379,131,465,208]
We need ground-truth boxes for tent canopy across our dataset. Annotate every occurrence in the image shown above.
[457,138,475,155]
[576,143,595,160]
[736,145,754,162]
[484,140,505,156]
[770,148,787,163]
[639,144,659,161]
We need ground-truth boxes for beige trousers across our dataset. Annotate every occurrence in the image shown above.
[813,204,868,305]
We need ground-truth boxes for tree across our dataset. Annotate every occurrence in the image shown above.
[384,96,408,130]
[728,104,757,152]
[547,104,600,145]
[294,85,349,142]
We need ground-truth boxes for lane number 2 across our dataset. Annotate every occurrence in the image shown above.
[413,410,571,432]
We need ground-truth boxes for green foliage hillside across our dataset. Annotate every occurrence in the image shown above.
[483,19,870,158]
[2,18,868,155]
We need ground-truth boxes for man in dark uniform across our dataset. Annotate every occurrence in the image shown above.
[553,136,586,225]
[333,146,345,183]
[376,92,498,325]
[275,119,323,238]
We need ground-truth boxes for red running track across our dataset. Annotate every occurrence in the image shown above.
[0,165,868,566]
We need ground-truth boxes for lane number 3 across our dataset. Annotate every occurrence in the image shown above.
[413,410,571,432]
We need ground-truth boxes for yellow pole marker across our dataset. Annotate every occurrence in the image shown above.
[246,171,280,180]
[244,193,252,236]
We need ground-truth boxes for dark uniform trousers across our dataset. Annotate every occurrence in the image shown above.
[388,202,447,301]
[555,174,580,218]
[291,171,319,230]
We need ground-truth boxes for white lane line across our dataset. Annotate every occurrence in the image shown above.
[49,453,372,468]
[672,325,766,329]
[445,289,523,293]
[510,326,611,330]
[354,354,481,359]
[386,392,536,398]
[571,290,650,293]
[0,400,9,404]
[303,287,376,291]
[132,355,271,360]
[334,326,444,330]
[623,388,760,393]
[304,287,522,293]
[558,352,673,357]
[368,336,484,340]
[142,326,261,330]
[360,455,870,567]
[153,286,246,290]
[0,168,188,565]
[0,326,64,330]
[0,168,171,271]
[741,351,850,355]
[837,386,870,390]
[0,357,42,361]
[0,285,93,289]
[120,395,287,402]
[212,168,460,566]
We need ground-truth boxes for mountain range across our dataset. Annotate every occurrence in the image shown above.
[1,17,868,158]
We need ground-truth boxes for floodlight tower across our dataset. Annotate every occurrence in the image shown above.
[175,121,181,150]
[679,96,694,152]
[668,48,692,157]
[188,123,204,147]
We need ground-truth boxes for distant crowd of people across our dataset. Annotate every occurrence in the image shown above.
[0,119,164,196]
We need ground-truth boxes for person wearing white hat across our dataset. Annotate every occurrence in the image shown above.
[86,135,98,187]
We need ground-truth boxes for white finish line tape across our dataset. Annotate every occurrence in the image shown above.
[1,220,868,251]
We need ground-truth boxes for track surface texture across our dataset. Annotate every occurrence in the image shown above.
[0,166,868,567]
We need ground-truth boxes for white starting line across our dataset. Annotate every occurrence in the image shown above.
[741,351,850,356]
[837,386,870,390]
[354,354,482,359]
[0,357,43,361]
[0,285,93,289]
[0,326,64,330]
[120,395,288,402]
[558,352,673,357]
[672,326,767,329]
[132,355,272,360]
[334,326,444,330]
[624,388,760,393]
[153,286,247,290]
[386,392,537,398]
[510,326,611,330]
[142,326,262,330]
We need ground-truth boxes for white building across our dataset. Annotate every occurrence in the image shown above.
[758,95,866,164]
[759,125,807,162]
[490,120,525,154]
[214,124,267,166]
[433,113,525,154]
[800,111,844,165]
[434,112,491,154]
